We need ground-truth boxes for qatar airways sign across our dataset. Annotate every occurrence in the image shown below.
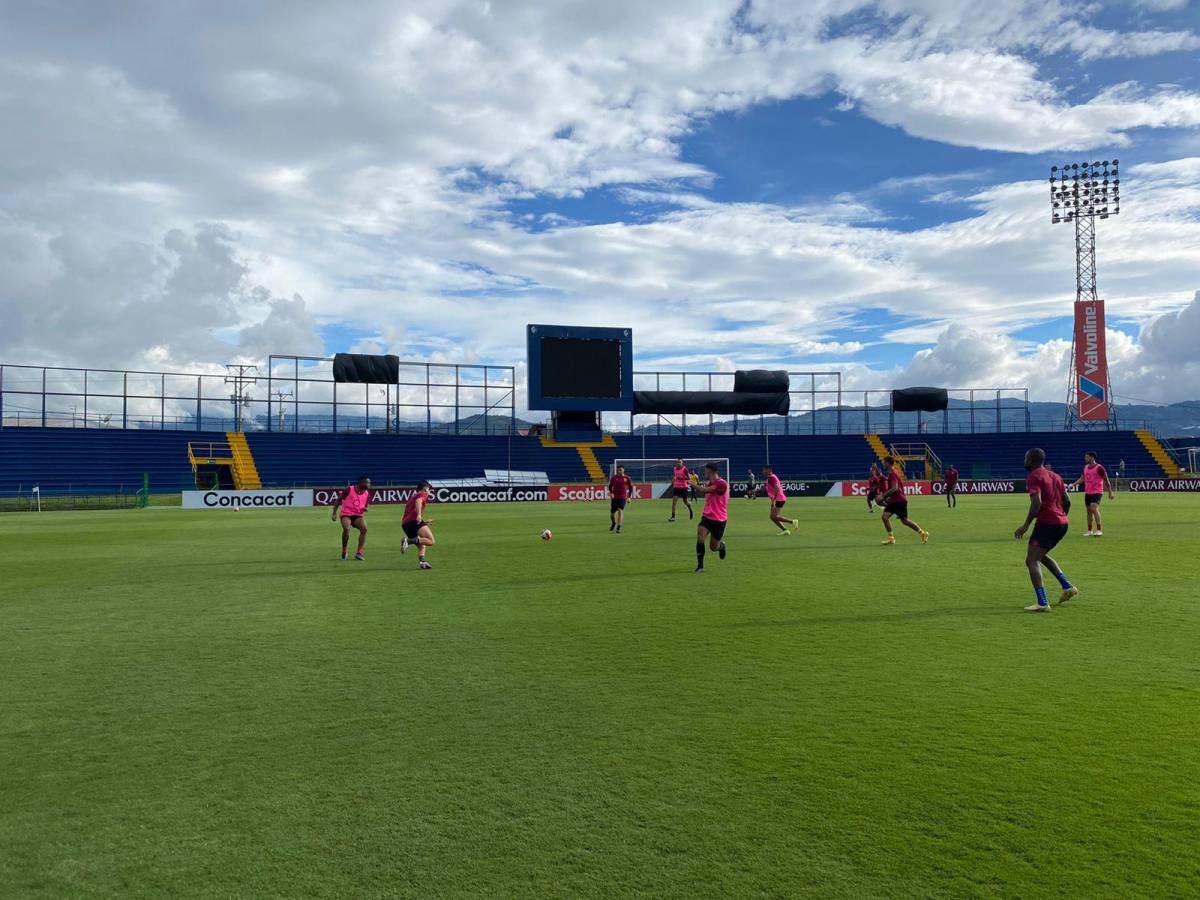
[1074,300,1110,421]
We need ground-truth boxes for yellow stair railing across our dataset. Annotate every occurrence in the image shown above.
[226,432,262,489]
[1135,430,1181,478]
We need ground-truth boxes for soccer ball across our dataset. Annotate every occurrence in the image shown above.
[541,529,552,541]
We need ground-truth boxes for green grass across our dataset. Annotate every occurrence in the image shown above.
[2,494,1198,898]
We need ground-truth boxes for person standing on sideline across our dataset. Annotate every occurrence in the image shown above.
[331,474,371,560]
[609,465,634,533]
[1015,448,1079,612]
[1070,451,1115,536]
[746,468,758,501]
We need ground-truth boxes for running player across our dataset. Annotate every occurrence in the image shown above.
[694,462,729,573]
[944,464,959,509]
[400,480,435,570]
[746,468,758,501]
[1070,451,1114,536]
[668,459,694,522]
[763,464,798,534]
[331,474,371,560]
[866,463,884,513]
[1014,448,1079,612]
[609,465,634,532]
[878,457,929,545]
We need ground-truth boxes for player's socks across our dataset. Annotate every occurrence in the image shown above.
[1034,585,1048,608]
[616,525,621,533]
[696,541,705,569]
[688,508,694,520]
[1053,571,1072,590]
[610,521,616,531]
[718,541,726,560]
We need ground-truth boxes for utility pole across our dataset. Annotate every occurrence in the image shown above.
[224,364,259,432]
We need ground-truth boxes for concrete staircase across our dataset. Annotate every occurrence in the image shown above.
[1135,430,1181,477]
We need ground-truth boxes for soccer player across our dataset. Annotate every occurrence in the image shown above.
[866,463,883,513]
[331,474,371,560]
[1014,448,1079,612]
[878,457,929,545]
[694,462,729,573]
[1070,451,1115,536]
[746,468,758,501]
[668,459,694,522]
[763,464,798,534]
[609,465,634,532]
[400,480,435,570]
[944,463,959,509]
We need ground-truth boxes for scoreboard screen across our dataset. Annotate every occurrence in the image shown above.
[540,336,622,399]
[526,324,633,411]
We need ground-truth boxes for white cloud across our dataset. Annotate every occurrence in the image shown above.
[1,0,1199,407]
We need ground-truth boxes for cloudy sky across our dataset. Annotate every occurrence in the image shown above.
[2,0,1199,411]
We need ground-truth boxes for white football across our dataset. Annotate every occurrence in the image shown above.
[541,529,552,541]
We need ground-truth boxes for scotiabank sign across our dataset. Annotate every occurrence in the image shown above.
[550,483,652,501]
[311,486,548,505]
[1128,478,1200,492]
[841,480,932,497]
[183,489,314,509]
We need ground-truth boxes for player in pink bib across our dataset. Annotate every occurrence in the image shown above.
[332,475,371,560]
[762,465,799,535]
[669,459,694,522]
[695,462,729,573]
[1069,451,1114,536]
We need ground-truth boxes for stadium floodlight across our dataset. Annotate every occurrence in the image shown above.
[1049,158,1119,429]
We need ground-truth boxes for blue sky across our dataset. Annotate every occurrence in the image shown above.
[2,0,1200,406]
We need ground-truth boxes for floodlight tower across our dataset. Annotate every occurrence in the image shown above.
[1049,159,1119,429]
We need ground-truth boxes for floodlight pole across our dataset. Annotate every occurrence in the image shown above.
[1050,159,1119,430]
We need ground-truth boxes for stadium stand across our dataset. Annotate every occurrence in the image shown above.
[0,427,1175,496]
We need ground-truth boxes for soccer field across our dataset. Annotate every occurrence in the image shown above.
[2,494,1198,898]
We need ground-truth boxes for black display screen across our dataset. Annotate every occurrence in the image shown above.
[540,336,623,399]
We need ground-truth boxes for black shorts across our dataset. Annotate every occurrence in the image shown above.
[610,498,627,512]
[773,500,786,509]
[1085,493,1103,506]
[946,482,958,492]
[698,515,727,542]
[884,500,909,519]
[866,490,878,502]
[1030,522,1069,551]
[402,519,428,540]
[672,487,689,498]
[341,515,365,528]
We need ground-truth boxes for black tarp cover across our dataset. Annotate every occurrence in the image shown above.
[333,353,400,384]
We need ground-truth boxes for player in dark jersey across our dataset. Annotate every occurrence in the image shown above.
[609,465,634,532]
[400,481,435,570]
[331,474,371,560]
[878,457,928,545]
[1015,448,1079,612]
[745,468,758,501]
[866,464,883,513]
[944,464,959,508]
